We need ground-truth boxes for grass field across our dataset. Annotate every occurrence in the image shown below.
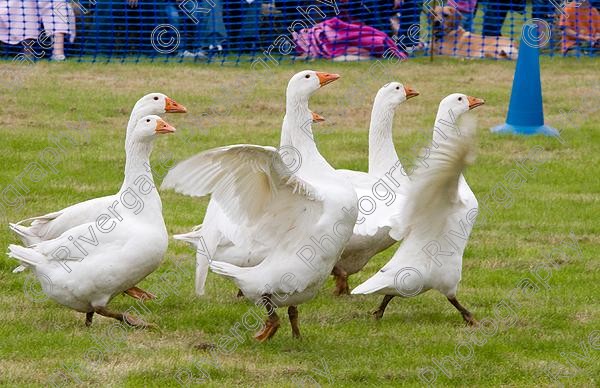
[1,57,599,387]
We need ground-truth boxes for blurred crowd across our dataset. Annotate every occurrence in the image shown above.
[0,0,598,60]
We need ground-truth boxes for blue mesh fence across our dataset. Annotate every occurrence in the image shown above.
[0,0,598,63]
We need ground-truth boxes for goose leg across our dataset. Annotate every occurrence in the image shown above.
[236,289,244,298]
[254,294,280,342]
[124,286,156,301]
[373,295,395,320]
[332,265,350,296]
[447,296,478,326]
[288,306,301,339]
[93,306,156,329]
[85,312,94,327]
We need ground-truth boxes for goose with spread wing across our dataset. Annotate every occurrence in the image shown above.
[10,93,186,301]
[8,116,176,327]
[331,82,419,295]
[162,70,358,340]
[352,93,485,326]
[168,109,327,297]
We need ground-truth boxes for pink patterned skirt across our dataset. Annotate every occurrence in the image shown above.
[0,0,75,44]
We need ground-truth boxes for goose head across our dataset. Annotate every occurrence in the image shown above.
[438,93,485,117]
[134,93,187,117]
[131,115,176,143]
[375,82,419,109]
[286,70,340,101]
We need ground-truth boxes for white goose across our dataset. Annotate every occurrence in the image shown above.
[10,93,186,300]
[162,70,358,340]
[169,109,326,296]
[331,82,419,295]
[352,93,485,326]
[8,115,175,327]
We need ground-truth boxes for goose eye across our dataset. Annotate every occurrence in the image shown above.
[305,74,310,79]
[146,119,150,123]
[153,97,159,101]
[458,97,463,101]
[396,86,400,90]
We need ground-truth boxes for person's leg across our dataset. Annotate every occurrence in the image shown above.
[280,0,302,32]
[531,0,552,21]
[52,32,65,58]
[39,0,73,59]
[212,0,228,49]
[531,0,554,49]
[198,0,227,51]
[223,0,242,50]
[343,0,363,23]
[361,0,391,34]
[376,0,394,35]
[124,2,140,54]
[481,2,496,36]
[396,0,422,48]
[76,0,100,57]
[93,0,122,54]
[461,11,474,32]
[239,0,262,51]
[482,1,509,37]
[165,3,186,53]
[139,0,161,55]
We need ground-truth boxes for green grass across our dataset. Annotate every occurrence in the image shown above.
[0,57,599,387]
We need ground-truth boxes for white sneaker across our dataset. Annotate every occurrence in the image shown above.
[51,54,66,61]
[181,49,207,58]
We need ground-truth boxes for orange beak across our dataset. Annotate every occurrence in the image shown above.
[467,96,485,110]
[316,72,340,87]
[404,85,419,99]
[155,118,176,134]
[311,112,325,123]
[165,97,187,113]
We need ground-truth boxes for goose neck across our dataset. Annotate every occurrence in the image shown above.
[120,140,155,192]
[432,107,462,147]
[368,103,398,176]
[125,105,151,149]
[280,98,322,161]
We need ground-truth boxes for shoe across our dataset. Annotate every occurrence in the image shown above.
[180,50,206,59]
[180,50,195,58]
[51,54,66,61]
[207,45,223,56]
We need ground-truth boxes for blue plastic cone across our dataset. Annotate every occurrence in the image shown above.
[491,23,558,136]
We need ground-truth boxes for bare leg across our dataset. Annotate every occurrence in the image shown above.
[93,306,155,329]
[288,306,301,339]
[331,265,350,296]
[447,296,478,326]
[85,312,94,327]
[124,286,156,301]
[52,33,65,58]
[372,295,395,320]
[254,294,280,342]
